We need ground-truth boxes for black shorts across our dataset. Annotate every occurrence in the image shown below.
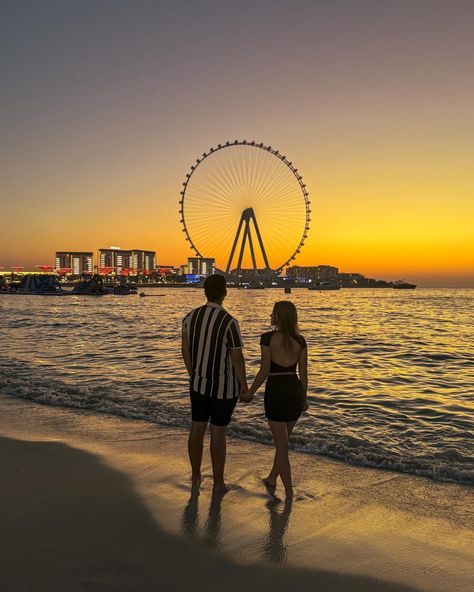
[190,390,237,427]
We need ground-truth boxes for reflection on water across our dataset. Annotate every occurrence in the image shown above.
[260,498,293,564]
[204,491,225,548]
[180,488,226,549]
[180,488,293,564]
[0,288,473,483]
[181,488,200,538]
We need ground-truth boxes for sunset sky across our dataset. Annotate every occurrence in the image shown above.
[1,1,473,286]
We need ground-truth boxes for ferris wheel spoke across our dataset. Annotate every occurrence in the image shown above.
[190,169,242,206]
[246,148,261,204]
[191,159,241,205]
[185,191,235,211]
[219,148,252,202]
[254,175,295,206]
[227,148,248,204]
[254,166,299,204]
[192,231,233,262]
[250,150,278,201]
[203,158,243,203]
[220,150,245,202]
[186,186,243,212]
[187,223,234,239]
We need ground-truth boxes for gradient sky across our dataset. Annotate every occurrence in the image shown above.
[1,1,473,286]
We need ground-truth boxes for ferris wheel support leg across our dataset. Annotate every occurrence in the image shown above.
[247,223,258,272]
[226,215,245,273]
[236,221,249,271]
[251,215,270,270]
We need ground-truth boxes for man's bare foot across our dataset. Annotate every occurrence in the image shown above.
[212,482,229,494]
[191,473,202,488]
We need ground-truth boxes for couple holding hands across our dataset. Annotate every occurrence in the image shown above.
[182,274,308,499]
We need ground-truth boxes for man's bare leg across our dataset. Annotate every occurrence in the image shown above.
[210,424,228,493]
[188,421,208,485]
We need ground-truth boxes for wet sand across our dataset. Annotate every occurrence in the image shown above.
[1,396,472,592]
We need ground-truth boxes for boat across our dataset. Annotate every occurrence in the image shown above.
[15,274,68,295]
[113,278,138,295]
[71,273,108,295]
[392,280,416,289]
[308,282,341,291]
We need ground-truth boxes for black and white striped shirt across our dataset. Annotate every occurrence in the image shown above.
[182,302,244,399]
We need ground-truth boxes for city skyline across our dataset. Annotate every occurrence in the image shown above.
[1,2,473,287]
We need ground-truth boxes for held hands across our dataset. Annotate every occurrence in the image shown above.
[239,383,254,403]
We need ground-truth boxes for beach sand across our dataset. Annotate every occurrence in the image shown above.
[0,396,472,592]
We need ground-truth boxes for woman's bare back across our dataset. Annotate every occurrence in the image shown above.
[268,332,303,367]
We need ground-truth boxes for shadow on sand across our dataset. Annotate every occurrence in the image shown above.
[1,436,421,592]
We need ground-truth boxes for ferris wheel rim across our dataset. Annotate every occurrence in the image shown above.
[179,140,311,272]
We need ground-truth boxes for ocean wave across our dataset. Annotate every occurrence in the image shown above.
[1,363,472,486]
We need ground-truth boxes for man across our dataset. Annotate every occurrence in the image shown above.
[181,274,247,493]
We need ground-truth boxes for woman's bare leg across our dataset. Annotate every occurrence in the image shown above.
[264,421,296,488]
[267,420,293,498]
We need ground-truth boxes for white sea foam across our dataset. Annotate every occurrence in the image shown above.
[1,360,472,485]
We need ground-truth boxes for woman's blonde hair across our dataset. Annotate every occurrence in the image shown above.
[272,301,299,352]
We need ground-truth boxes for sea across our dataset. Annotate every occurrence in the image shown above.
[1,288,473,485]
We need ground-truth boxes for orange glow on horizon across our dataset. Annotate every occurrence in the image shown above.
[1,4,473,287]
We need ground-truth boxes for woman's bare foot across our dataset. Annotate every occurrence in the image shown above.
[262,477,277,489]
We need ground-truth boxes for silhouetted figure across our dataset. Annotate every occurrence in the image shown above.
[181,274,248,493]
[243,301,308,498]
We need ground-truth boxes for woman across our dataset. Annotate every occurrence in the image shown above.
[246,301,308,498]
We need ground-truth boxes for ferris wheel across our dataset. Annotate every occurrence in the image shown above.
[179,140,311,273]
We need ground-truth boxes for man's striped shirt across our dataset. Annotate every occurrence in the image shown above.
[182,302,244,399]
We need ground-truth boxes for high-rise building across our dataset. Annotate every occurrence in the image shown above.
[131,250,156,272]
[98,247,156,274]
[98,247,132,273]
[55,252,93,275]
[187,257,215,276]
[286,265,339,283]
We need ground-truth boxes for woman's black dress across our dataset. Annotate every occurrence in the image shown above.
[260,331,306,422]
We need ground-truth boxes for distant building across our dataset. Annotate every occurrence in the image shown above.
[187,257,215,276]
[131,250,156,273]
[98,248,156,274]
[337,272,365,287]
[229,268,279,284]
[98,248,130,273]
[286,265,339,284]
[55,252,93,275]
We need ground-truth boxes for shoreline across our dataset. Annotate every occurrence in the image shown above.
[1,359,470,485]
[1,395,472,592]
